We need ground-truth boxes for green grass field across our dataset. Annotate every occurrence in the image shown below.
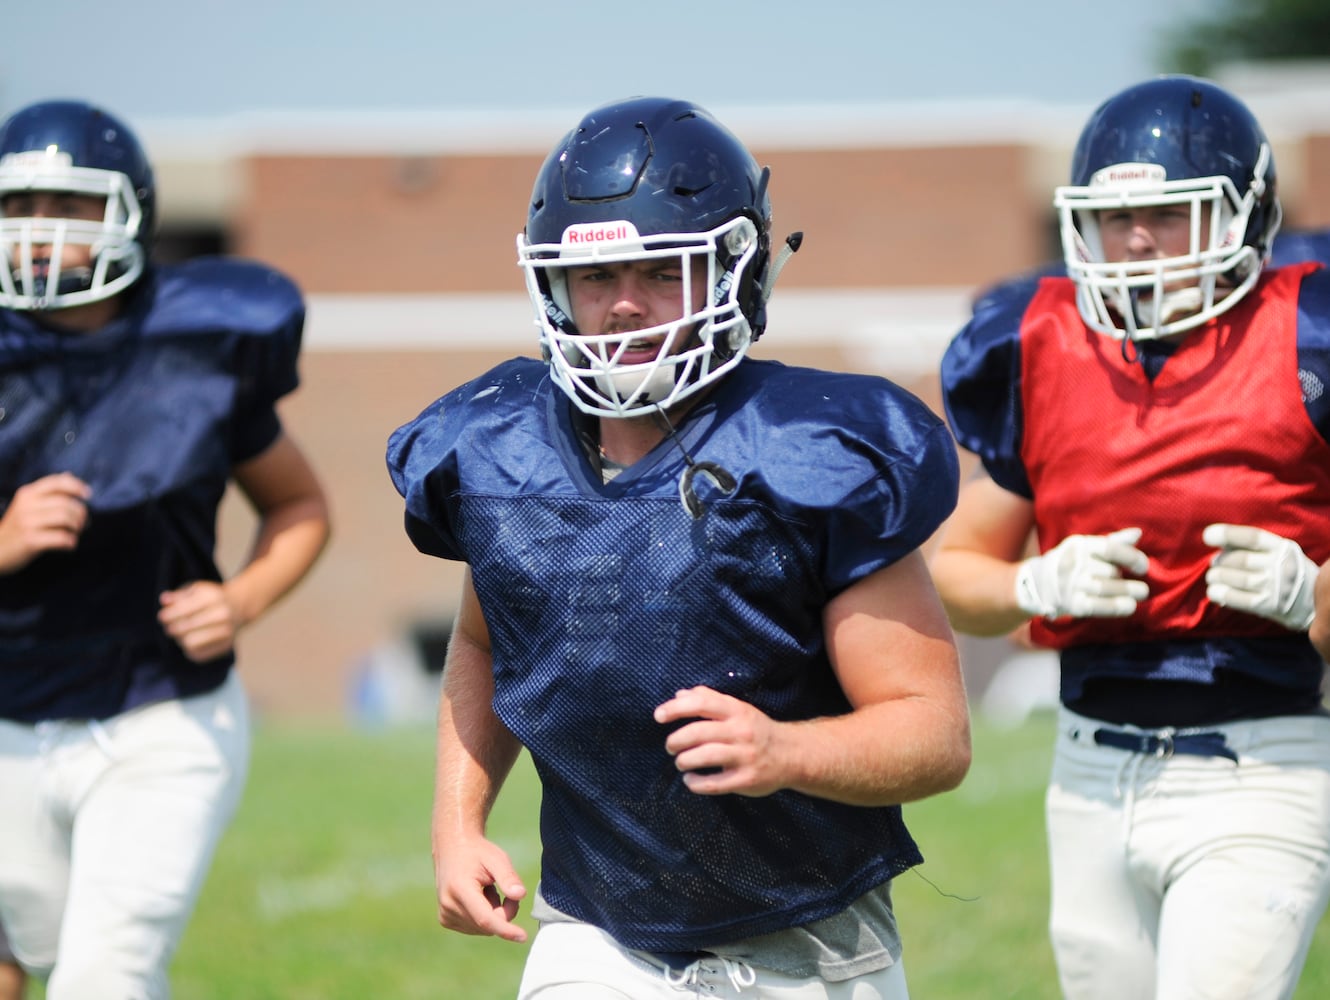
[31,713,1330,998]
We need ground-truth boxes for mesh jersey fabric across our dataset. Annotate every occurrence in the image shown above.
[388,356,958,951]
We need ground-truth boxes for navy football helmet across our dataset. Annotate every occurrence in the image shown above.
[519,97,784,419]
[1054,75,1281,341]
[0,99,155,310]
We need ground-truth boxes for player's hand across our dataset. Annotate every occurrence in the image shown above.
[1203,523,1318,631]
[0,473,92,573]
[1014,527,1150,619]
[157,580,242,662]
[655,685,788,797]
[433,834,527,943]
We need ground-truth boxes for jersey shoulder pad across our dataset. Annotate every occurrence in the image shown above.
[938,274,1053,497]
[387,357,547,489]
[737,362,960,573]
[1272,228,1330,268]
[1296,260,1330,302]
[1295,262,1330,345]
[386,357,548,561]
[142,257,305,340]
[941,272,1044,410]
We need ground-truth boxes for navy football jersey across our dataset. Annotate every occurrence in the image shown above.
[0,257,304,721]
[388,357,958,951]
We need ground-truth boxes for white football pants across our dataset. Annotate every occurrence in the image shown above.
[517,918,910,999]
[0,671,250,999]
[1047,706,1330,1000]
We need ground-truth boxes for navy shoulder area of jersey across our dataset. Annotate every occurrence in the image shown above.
[141,257,305,342]
[720,358,958,513]
[387,357,959,579]
[1292,262,1330,439]
[139,258,304,421]
[718,360,961,581]
[143,258,306,408]
[1273,229,1330,267]
[1295,262,1330,341]
[939,273,1048,497]
[386,357,547,560]
[387,355,545,480]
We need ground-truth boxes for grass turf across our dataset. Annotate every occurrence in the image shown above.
[23,713,1330,998]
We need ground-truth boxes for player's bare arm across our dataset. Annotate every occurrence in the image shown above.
[929,474,1038,635]
[657,551,970,806]
[433,570,527,943]
[0,472,92,574]
[157,432,329,662]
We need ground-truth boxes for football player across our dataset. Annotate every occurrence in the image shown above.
[388,96,971,999]
[0,100,330,997]
[931,75,1330,1000]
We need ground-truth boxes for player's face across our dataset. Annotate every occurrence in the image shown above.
[1,190,106,272]
[1097,202,1216,314]
[1097,203,1211,267]
[565,256,709,362]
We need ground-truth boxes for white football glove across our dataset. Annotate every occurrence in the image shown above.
[1014,527,1150,620]
[1203,523,1319,632]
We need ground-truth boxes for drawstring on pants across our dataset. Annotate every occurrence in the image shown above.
[664,956,757,993]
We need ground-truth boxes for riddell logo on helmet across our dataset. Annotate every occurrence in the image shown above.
[562,221,641,245]
[0,148,75,171]
[1090,163,1167,186]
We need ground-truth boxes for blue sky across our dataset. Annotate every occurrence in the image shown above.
[5,0,1216,120]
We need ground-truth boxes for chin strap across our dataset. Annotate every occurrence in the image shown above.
[652,405,737,520]
[1120,324,1139,365]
